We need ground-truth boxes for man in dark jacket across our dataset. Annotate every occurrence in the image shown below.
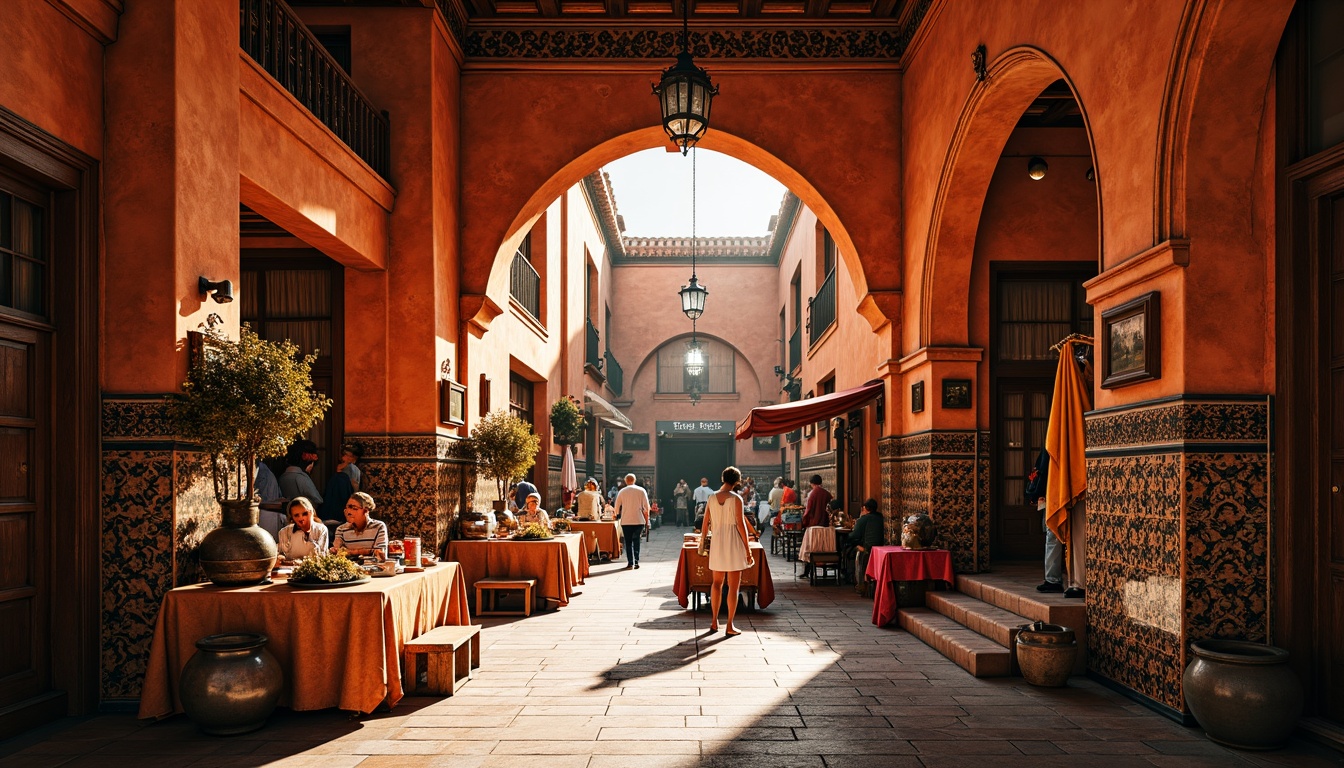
[842,498,884,586]
[1026,448,1063,593]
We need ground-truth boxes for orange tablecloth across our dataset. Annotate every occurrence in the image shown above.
[672,541,774,609]
[447,533,590,607]
[866,546,955,626]
[138,563,470,718]
[570,520,622,559]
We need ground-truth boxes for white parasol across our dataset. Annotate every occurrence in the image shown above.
[561,445,578,509]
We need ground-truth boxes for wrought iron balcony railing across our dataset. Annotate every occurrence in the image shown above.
[241,0,391,178]
[510,251,541,319]
[808,269,837,345]
[788,325,801,372]
[585,318,603,374]
[604,350,624,397]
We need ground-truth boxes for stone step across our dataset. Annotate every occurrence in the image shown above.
[897,607,1012,677]
[925,590,1028,651]
[954,572,1087,631]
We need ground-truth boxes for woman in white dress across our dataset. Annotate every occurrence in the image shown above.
[702,465,755,636]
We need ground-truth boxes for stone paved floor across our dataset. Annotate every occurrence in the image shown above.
[4,528,1343,767]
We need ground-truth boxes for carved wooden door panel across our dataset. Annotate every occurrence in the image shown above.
[1325,191,1344,722]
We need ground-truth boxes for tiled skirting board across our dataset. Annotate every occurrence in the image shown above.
[878,431,990,574]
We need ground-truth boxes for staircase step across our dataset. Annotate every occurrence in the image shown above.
[897,607,1012,677]
[955,572,1087,630]
[925,591,1029,650]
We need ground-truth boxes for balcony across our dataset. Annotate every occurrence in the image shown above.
[604,350,624,397]
[585,318,604,380]
[509,251,540,319]
[240,0,391,178]
[808,269,837,346]
[788,325,801,372]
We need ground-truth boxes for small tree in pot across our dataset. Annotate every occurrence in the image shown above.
[470,409,542,501]
[171,324,331,585]
[549,395,587,445]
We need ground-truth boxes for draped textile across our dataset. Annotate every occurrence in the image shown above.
[1044,340,1091,573]
[735,380,883,440]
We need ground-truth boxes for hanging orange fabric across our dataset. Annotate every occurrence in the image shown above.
[1045,340,1091,569]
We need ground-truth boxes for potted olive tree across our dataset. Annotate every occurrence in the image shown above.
[470,409,542,502]
[171,324,331,585]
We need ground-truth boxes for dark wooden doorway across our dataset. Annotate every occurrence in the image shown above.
[989,265,1094,562]
[656,435,733,512]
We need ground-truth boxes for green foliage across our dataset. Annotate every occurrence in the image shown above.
[291,551,366,583]
[470,409,542,500]
[549,395,587,444]
[171,324,331,503]
[515,522,553,540]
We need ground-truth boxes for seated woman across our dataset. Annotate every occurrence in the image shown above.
[332,491,389,558]
[576,479,603,520]
[516,492,551,528]
[277,497,329,563]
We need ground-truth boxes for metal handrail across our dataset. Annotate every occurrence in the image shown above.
[510,251,541,319]
[585,318,603,372]
[788,326,801,372]
[240,0,391,178]
[808,269,837,345]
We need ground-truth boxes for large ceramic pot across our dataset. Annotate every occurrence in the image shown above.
[900,513,937,550]
[198,501,278,586]
[1016,622,1077,687]
[458,508,493,539]
[179,633,282,735]
[1183,640,1303,750]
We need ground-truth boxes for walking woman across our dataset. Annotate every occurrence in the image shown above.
[702,465,755,636]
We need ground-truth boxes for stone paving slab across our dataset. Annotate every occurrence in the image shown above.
[1,527,1341,767]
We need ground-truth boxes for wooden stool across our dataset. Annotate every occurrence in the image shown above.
[475,577,537,616]
[403,624,482,696]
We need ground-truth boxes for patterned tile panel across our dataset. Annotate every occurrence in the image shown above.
[172,453,219,588]
[929,458,979,573]
[1087,398,1268,448]
[1087,560,1184,711]
[100,449,175,701]
[101,397,174,442]
[462,22,929,61]
[1184,452,1268,644]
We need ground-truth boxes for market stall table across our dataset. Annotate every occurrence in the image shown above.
[866,546,955,627]
[673,540,774,610]
[138,562,470,719]
[569,520,622,561]
[446,533,589,611]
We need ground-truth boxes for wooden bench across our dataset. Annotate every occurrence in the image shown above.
[475,577,537,617]
[403,624,482,696]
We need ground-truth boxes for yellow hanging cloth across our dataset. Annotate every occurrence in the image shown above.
[1045,339,1091,571]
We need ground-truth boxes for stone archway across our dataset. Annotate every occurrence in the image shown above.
[459,65,905,337]
[915,47,1097,350]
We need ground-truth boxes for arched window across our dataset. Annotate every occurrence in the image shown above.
[656,337,735,394]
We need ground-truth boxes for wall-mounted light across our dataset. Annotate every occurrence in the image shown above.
[198,276,234,304]
[1027,157,1048,181]
[1086,167,1095,182]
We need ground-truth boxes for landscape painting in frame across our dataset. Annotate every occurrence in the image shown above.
[1101,291,1160,388]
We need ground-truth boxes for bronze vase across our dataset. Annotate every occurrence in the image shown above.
[1183,640,1303,750]
[198,501,279,586]
[179,633,282,735]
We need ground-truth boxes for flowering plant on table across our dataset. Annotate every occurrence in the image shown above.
[514,522,553,540]
[290,550,367,583]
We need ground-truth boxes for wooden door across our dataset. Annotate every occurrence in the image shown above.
[995,382,1051,560]
[0,321,49,709]
[1325,191,1344,721]
[845,408,865,513]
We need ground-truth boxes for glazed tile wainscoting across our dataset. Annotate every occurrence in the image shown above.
[878,431,990,574]
[1084,395,1270,715]
[100,395,219,702]
[799,450,837,495]
[351,434,477,559]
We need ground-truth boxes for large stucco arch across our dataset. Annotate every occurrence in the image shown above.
[629,331,768,401]
[915,47,1099,349]
[459,65,903,325]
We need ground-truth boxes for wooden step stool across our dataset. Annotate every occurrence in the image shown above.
[475,577,537,617]
[403,624,482,696]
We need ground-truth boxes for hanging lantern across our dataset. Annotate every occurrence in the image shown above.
[679,276,708,320]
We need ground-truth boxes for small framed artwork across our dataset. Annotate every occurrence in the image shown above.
[942,378,972,409]
[440,379,466,426]
[1101,291,1161,389]
[911,381,925,413]
[623,432,650,451]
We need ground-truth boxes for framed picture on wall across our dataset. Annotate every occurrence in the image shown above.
[911,381,925,413]
[1101,291,1160,388]
[440,379,466,426]
[942,378,972,409]
[623,432,650,451]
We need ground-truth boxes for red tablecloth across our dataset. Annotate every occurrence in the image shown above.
[866,546,954,626]
[672,542,774,609]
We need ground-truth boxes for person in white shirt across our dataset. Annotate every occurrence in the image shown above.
[516,492,551,528]
[332,492,389,558]
[692,477,713,518]
[576,479,604,520]
[277,497,328,563]
[614,473,651,569]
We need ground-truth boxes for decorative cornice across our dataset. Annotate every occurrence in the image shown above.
[347,434,475,462]
[582,171,626,261]
[434,0,469,47]
[878,429,979,459]
[102,396,175,442]
[622,235,770,259]
[463,26,908,60]
[1084,239,1189,305]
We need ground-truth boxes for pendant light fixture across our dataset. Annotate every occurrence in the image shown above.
[680,148,707,405]
[653,0,719,155]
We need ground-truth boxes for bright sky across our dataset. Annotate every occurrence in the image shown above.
[602,148,788,238]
